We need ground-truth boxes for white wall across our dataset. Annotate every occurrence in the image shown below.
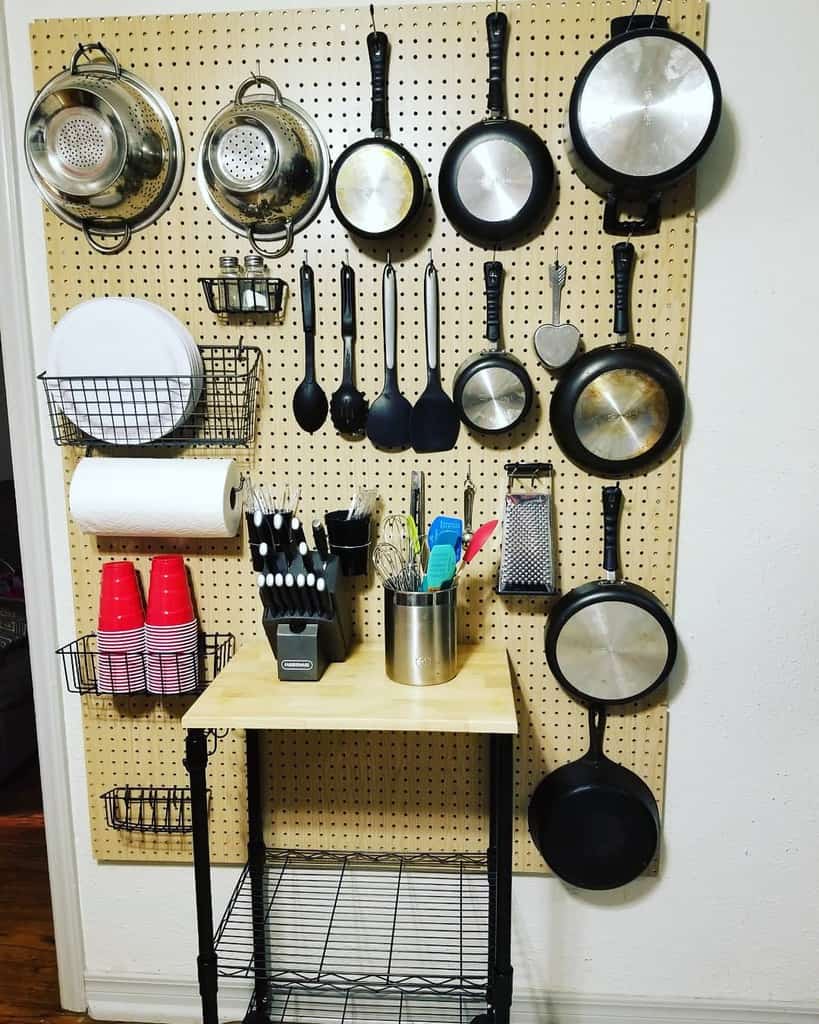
[4,0,818,1016]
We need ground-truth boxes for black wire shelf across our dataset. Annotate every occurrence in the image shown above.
[200,276,287,320]
[102,784,208,834]
[39,344,262,448]
[57,631,235,696]
[243,989,488,1024]
[215,849,491,998]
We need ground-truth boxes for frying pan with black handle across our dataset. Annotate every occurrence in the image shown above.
[545,483,677,705]
[438,12,554,247]
[528,706,660,889]
[549,241,685,476]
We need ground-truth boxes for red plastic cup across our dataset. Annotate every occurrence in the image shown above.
[146,583,194,627]
[98,561,144,632]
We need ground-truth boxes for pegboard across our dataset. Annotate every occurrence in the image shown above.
[31,0,705,871]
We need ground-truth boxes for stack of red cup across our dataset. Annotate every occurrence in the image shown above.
[145,555,200,694]
[97,561,145,694]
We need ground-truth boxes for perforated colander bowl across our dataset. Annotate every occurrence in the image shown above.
[197,75,330,259]
[25,42,183,254]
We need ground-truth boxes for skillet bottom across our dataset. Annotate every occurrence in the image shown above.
[530,780,659,889]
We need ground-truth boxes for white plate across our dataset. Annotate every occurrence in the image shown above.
[47,298,200,445]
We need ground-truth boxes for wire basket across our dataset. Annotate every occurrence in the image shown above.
[57,631,235,696]
[200,276,287,320]
[39,344,262,448]
[101,784,208,834]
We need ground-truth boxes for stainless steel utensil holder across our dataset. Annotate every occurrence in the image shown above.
[384,585,458,686]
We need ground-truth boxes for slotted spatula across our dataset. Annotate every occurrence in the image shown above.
[366,257,412,450]
[410,256,460,453]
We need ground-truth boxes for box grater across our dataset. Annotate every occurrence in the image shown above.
[497,462,558,596]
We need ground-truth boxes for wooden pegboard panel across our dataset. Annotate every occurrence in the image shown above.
[31,0,704,871]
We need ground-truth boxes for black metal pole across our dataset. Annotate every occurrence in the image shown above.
[489,733,514,1024]
[184,729,218,1024]
[247,728,269,1019]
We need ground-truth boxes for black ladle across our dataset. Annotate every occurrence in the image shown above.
[330,261,368,436]
[366,256,412,450]
[292,258,328,433]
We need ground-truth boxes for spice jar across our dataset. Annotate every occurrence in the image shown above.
[242,253,270,312]
[217,255,242,313]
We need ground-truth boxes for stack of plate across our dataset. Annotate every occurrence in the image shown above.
[47,297,204,445]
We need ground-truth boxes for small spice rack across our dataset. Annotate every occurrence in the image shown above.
[102,784,208,834]
[58,632,236,696]
[39,344,262,448]
[199,276,287,320]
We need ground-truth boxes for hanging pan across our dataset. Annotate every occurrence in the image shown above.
[567,1,722,235]
[545,483,677,706]
[197,73,330,259]
[528,706,660,889]
[453,260,532,434]
[24,42,184,255]
[438,11,554,247]
[329,9,426,239]
[549,241,685,477]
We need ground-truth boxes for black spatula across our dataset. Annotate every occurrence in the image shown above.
[292,259,328,433]
[410,256,460,453]
[330,261,368,436]
[366,257,412,450]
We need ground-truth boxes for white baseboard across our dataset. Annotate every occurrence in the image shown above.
[84,973,819,1024]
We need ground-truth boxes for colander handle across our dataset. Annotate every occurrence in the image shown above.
[235,75,282,106]
[82,221,132,255]
[248,220,294,260]
[70,42,121,78]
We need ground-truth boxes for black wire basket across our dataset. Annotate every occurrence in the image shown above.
[57,631,235,696]
[101,784,209,834]
[39,344,262,448]
[200,276,287,319]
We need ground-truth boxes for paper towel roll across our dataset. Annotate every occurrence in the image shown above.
[69,457,242,537]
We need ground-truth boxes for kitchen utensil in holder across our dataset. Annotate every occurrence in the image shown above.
[325,510,372,576]
[384,584,458,686]
[498,461,558,596]
[262,556,352,682]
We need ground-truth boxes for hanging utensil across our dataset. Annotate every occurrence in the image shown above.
[456,518,498,575]
[196,73,330,259]
[453,260,533,433]
[409,470,425,540]
[292,258,328,433]
[330,261,368,436]
[24,42,184,254]
[410,256,460,453]
[545,483,677,705]
[366,256,412,450]
[438,12,555,247]
[329,7,426,239]
[462,465,475,548]
[550,242,685,476]
[567,1,721,234]
[528,707,660,889]
[534,256,581,371]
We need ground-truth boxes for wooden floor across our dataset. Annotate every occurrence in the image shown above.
[0,759,135,1024]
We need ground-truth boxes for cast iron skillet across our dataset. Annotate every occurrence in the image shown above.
[438,12,554,247]
[550,241,685,477]
[528,706,660,889]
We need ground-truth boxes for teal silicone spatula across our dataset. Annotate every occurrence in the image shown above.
[421,544,457,592]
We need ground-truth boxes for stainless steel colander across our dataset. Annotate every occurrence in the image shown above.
[196,74,330,259]
[24,42,183,255]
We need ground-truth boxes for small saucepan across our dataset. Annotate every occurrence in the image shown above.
[453,261,533,434]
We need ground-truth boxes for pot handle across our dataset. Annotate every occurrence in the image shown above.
[602,483,622,580]
[70,42,120,78]
[82,221,131,255]
[587,706,607,762]
[367,29,389,136]
[248,220,294,260]
[484,260,503,349]
[603,192,662,236]
[235,74,282,106]
[486,12,508,119]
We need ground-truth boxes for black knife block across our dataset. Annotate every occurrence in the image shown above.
[262,556,352,681]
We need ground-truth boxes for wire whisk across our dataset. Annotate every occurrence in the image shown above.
[372,542,422,592]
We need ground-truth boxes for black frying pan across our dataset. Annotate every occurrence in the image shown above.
[328,12,426,239]
[438,12,554,247]
[549,241,685,476]
[528,706,660,889]
[545,484,676,706]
